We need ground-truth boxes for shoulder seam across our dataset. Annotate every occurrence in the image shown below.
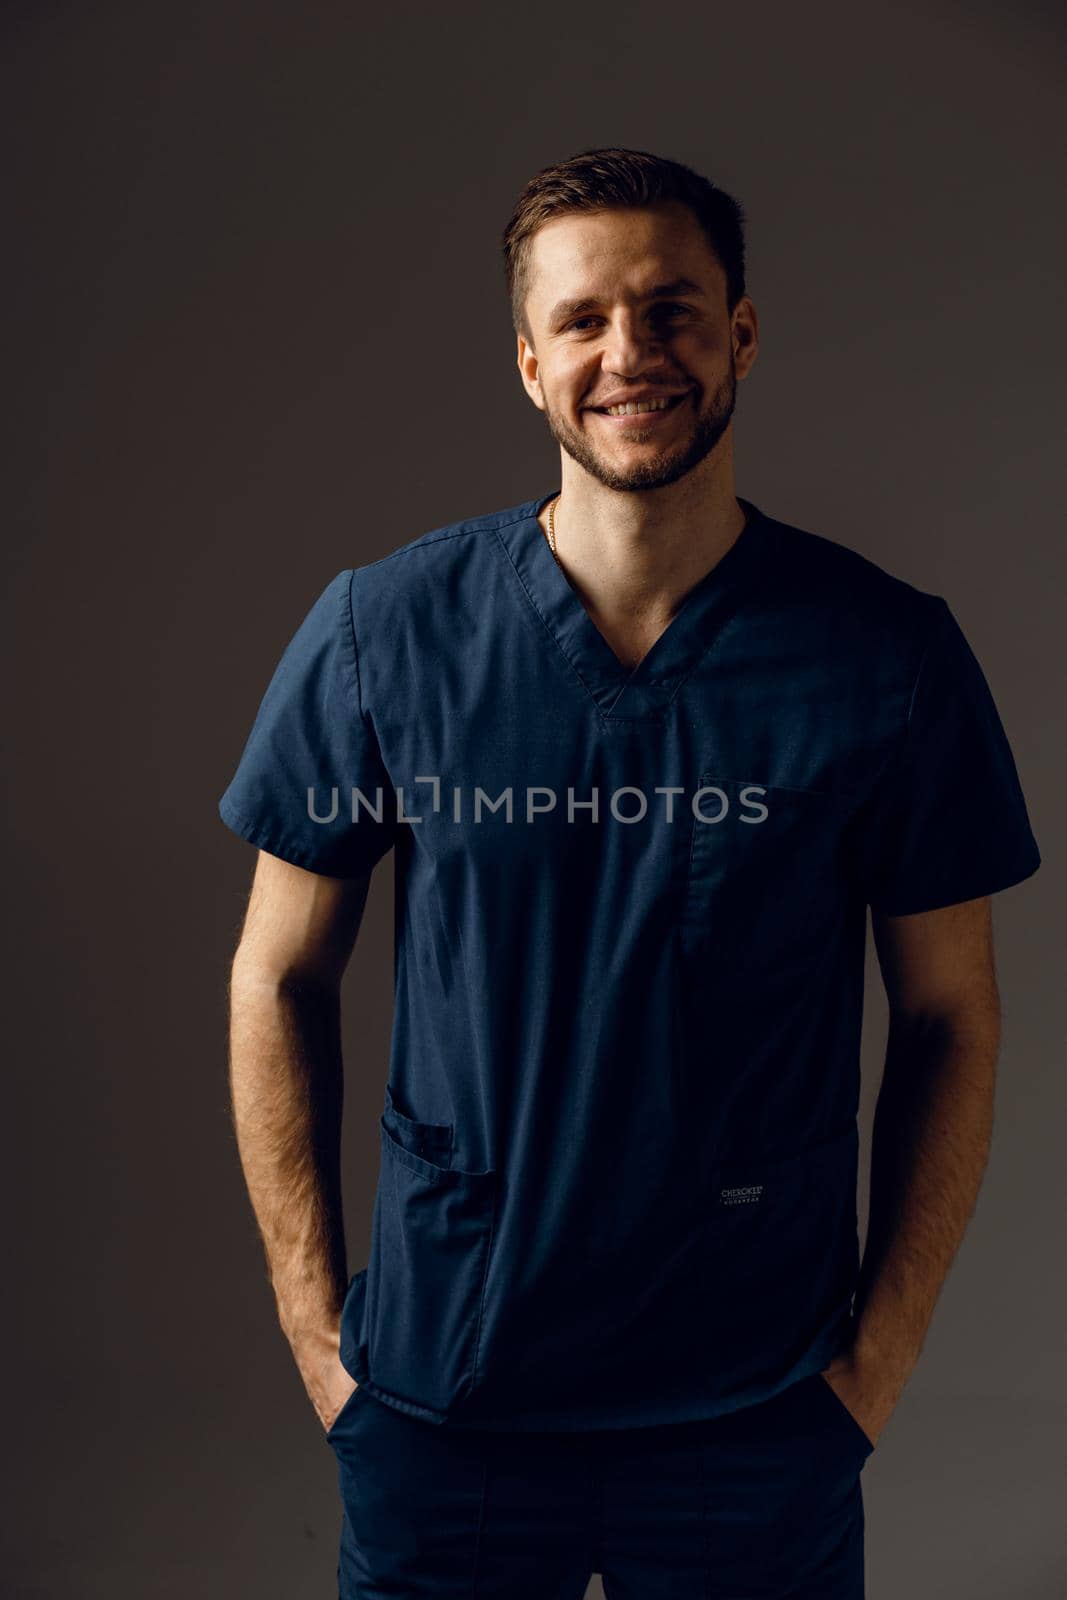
[352,502,543,570]
[903,594,950,744]
[859,592,946,800]
[343,569,396,783]
[339,567,367,722]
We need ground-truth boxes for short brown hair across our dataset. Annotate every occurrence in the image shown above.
[501,147,747,345]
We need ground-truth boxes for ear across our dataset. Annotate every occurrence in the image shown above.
[516,331,546,411]
[731,296,759,381]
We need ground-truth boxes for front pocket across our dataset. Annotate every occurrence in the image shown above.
[681,776,844,970]
[324,1378,367,1443]
[364,1116,498,1418]
[812,1372,876,1463]
[699,1125,861,1396]
[381,1081,454,1168]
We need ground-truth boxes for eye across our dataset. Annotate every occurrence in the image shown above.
[566,303,691,333]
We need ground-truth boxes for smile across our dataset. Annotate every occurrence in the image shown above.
[590,392,691,421]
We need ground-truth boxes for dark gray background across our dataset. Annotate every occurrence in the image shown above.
[4,1,1063,1594]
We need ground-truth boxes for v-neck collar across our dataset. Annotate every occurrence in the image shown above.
[495,490,777,721]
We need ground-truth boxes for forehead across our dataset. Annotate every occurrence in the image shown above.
[526,203,725,318]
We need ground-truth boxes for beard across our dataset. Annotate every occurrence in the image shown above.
[540,359,737,493]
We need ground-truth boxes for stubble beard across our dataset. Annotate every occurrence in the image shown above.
[541,360,738,494]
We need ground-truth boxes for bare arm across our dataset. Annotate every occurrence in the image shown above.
[822,894,1001,1444]
[227,849,372,1426]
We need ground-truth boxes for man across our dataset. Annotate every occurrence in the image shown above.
[220,147,1041,1598]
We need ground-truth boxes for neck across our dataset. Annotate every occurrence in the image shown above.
[542,455,747,633]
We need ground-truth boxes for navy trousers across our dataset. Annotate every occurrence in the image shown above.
[324,1371,875,1598]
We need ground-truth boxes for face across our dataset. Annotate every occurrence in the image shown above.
[517,202,758,493]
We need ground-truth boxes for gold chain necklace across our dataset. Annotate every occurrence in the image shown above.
[546,494,562,563]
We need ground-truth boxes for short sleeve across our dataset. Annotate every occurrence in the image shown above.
[218,569,400,877]
[849,596,1041,916]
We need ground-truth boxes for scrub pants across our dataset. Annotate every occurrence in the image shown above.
[323,1370,875,1598]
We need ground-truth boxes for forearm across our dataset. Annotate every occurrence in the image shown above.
[852,1004,1000,1389]
[227,955,348,1348]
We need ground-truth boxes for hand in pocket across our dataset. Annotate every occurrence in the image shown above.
[819,1349,893,1450]
[293,1327,362,1434]
[323,1373,362,1437]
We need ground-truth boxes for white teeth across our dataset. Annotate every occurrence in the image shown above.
[602,396,677,417]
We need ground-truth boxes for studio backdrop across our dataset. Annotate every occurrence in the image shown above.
[3,2,1062,1596]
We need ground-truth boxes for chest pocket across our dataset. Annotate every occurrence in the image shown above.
[679,776,845,974]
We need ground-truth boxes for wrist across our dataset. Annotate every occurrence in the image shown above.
[277,1289,344,1353]
[849,1324,917,1394]
[285,1317,341,1362]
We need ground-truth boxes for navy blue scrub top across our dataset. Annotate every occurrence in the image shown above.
[219,491,1041,1432]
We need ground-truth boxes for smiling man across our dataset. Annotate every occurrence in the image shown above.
[219,148,1041,1598]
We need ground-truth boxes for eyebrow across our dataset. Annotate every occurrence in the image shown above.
[546,277,706,330]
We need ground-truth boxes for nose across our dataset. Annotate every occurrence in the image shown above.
[598,311,672,378]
